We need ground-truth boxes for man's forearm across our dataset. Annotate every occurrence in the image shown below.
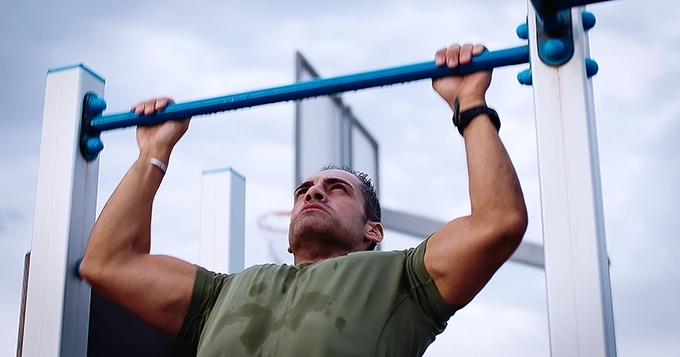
[463,110,527,236]
[425,44,527,306]
[82,152,165,269]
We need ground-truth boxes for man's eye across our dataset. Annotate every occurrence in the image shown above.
[295,188,308,196]
[332,184,346,191]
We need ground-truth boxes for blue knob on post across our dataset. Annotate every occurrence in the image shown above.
[518,69,533,85]
[80,92,107,161]
[88,95,107,115]
[582,12,596,31]
[544,39,566,61]
[585,58,599,77]
[516,23,529,40]
[85,136,104,155]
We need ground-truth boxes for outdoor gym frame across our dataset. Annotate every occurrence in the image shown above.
[21,0,617,356]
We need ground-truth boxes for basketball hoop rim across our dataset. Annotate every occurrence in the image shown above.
[257,210,291,234]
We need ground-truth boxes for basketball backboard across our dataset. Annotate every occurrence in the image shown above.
[294,52,379,192]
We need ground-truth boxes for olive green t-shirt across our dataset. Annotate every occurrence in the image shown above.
[176,240,459,356]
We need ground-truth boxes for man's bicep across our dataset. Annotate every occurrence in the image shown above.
[404,240,462,322]
[88,255,197,336]
[423,216,518,307]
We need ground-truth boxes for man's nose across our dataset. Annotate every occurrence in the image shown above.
[305,184,326,201]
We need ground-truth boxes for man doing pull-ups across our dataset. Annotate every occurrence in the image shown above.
[79,43,527,356]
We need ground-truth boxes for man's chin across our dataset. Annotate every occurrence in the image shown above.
[291,221,332,239]
[291,212,329,228]
[290,220,342,244]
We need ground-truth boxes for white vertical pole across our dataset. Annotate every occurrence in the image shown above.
[22,65,104,357]
[199,168,246,274]
[528,4,617,357]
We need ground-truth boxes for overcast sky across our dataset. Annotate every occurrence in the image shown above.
[1,0,678,356]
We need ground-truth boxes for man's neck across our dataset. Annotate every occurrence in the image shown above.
[293,248,353,265]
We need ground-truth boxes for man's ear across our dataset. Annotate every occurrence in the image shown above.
[364,221,384,245]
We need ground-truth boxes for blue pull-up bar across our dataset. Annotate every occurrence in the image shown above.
[76,3,614,162]
[88,45,529,133]
[80,45,529,160]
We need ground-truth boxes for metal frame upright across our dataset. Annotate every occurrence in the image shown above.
[527,1,617,355]
[22,65,103,356]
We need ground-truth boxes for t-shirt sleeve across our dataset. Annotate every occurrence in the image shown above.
[405,238,463,322]
[174,266,231,346]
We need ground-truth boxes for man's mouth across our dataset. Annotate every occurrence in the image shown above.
[301,203,327,213]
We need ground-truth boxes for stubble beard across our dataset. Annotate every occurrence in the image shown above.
[288,212,365,256]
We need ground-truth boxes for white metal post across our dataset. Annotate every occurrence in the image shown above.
[199,168,246,274]
[22,65,104,357]
[528,4,617,356]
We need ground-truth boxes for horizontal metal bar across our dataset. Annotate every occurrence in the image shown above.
[382,208,544,269]
[382,207,444,238]
[91,45,529,132]
[509,239,545,269]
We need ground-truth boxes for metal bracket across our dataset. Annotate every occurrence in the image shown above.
[79,92,106,161]
[536,9,575,66]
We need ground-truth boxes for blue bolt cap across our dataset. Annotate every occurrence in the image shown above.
[517,69,532,86]
[582,12,596,31]
[544,39,566,60]
[585,58,599,77]
[516,23,529,40]
[86,136,104,155]
[88,95,107,115]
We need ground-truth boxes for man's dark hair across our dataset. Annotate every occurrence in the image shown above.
[320,164,381,251]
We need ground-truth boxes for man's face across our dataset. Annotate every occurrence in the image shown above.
[288,170,368,254]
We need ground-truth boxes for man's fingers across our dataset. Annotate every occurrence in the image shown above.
[434,48,447,66]
[472,44,486,56]
[460,44,475,65]
[154,98,168,111]
[437,43,487,68]
[131,97,174,115]
[132,103,144,115]
[446,44,461,68]
[143,101,156,115]
[443,43,481,67]
[154,98,175,111]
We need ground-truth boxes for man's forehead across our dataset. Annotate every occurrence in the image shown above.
[305,169,361,187]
